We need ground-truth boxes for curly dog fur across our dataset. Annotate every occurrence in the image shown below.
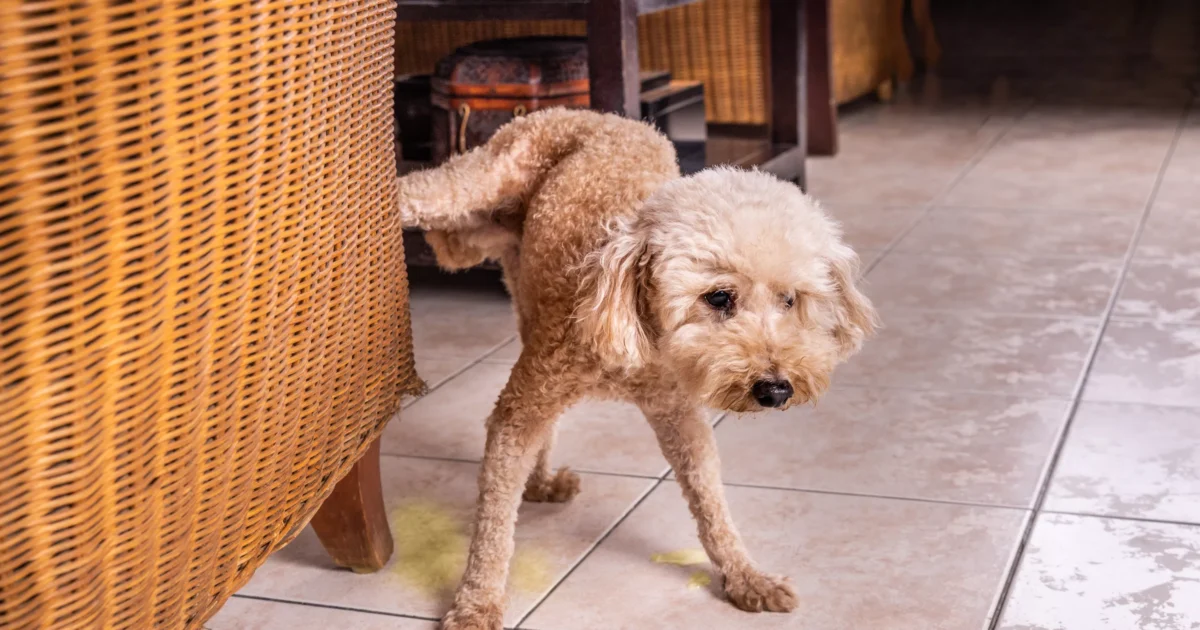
[398,109,878,629]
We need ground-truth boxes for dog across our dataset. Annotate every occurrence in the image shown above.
[398,108,877,629]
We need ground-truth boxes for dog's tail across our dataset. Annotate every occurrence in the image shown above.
[397,108,615,232]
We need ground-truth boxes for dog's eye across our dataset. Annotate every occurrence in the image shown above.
[704,290,733,310]
[783,295,796,310]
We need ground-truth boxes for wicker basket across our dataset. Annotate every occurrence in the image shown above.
[0,1,423,628]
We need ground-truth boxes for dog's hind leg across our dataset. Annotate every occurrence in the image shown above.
[442,353,579,630]
[522,427,581,503]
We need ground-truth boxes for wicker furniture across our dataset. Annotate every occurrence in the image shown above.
[0,1,423,628]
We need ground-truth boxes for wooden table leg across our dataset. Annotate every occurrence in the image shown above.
[587,0,640,117]
[765,0,811,189]
[805,0,837,156]
[311,437,394,573]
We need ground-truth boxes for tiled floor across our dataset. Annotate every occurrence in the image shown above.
[212,5,1200,629]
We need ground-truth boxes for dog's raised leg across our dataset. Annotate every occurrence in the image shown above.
[442,356,578,630]
[522,429,581,503]
[638,396,798,613]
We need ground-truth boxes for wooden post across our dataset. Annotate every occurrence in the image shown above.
[765,0,809,188]
[588,0,641,117]
[805,0,837,156]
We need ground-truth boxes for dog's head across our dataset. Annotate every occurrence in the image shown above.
[576,167,878,412]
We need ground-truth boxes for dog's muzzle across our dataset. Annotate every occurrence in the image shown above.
[751,379,793,408]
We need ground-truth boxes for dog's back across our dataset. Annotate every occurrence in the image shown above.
[398,109,679,278]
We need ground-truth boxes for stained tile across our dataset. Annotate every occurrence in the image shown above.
[237,457,653,627]
[1084,321,1200,407]
[385,362,708,476]
[896,208,1137,259]
[837,310,1097,397]
[941,169,1154,213]
[522,484,1025,630]
[207,598,435,629]
[409,285,515,361]
[825,206,925,251]
[867,254,1119,316]
[1136,208,1200,261]
[997,514,1200,630]
[716,388,1067,506]
[1045,402,1200,523]
[1114,259,1200,323]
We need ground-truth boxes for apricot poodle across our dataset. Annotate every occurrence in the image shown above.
[398,108,878,629]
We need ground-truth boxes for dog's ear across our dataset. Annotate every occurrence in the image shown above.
[825,245,879,360]
[575,220,653,370]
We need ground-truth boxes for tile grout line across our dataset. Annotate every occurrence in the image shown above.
[379,450,666,482]
[862,100,1036,276]
[228,593,441,623]
[715,480,1030,512]
[985,99,1194,630]
[514,477,667,629]
[403,334,518,408]
[1039,508,1200,530]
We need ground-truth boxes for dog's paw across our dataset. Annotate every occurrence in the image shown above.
[523,467,581,503]
[723,568,798,613]
[441,603,504,630]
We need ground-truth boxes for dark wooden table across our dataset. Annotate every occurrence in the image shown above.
[396,0,831,188]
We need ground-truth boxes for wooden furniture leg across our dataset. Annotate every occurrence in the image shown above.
[311,437,394,573]
[587,0,641,117]
[765,0,811,189]
[805,0,837,156]
[910,0,941,70]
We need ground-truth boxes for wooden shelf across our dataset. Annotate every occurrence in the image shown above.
[396,0,702,21]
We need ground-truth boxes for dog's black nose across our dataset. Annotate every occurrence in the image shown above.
[752,379,793,408]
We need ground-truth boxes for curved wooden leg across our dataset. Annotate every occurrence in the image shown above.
[311,437,394,573]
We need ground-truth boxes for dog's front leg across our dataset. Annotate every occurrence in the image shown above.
[442,360,573,630]
[638,399,798,614]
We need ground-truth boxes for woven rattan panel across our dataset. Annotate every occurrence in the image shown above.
[0,1,422,628]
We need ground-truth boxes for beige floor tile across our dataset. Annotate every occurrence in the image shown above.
[836,310,1097,397]
[716,388,1068,507]
[996,514,1200,630]
[974,132,1173,176]
[1114,259,1200,323]
[896,208,1137,259]
[824,206,925,251]
[1045,402,1200,523]
[386,362,714,476]
[807,163,959,207]
[237,457,654,626]
[481,338,521,363]
[409,285,515,361]
[941,170,1154,213]
[867,254,1119,316]
[522,484,1025,630]
[1136,208,1200,262]
[412,356,476,392]
[207,598,435,629]
[1151,175,1200,213]
[383,362,512,461]
[1083,321,1200,407]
